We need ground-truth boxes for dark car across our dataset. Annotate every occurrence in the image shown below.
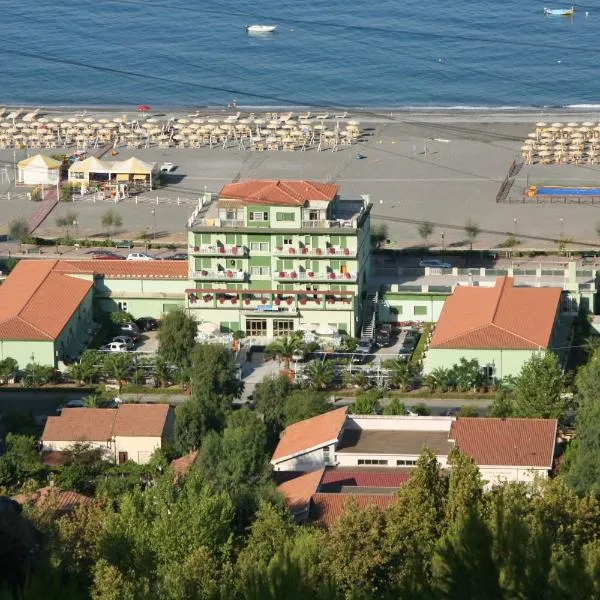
[135,317,159,331]
[114,329,139,343]
[376,324,392,347]
[89,250,124,260]
[163,252,188,261]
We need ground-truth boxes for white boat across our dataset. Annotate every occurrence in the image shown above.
[246,24,277,33]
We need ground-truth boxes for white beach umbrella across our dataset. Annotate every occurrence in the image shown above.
[198,322,219,334]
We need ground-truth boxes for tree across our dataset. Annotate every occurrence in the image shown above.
[101,209,123,239]
[513,352,565,419]
[55,211,78,239]
[370,223,388,249]
[266,335,302,371]
[383,359,414,392]
[55,443,108,494]
[383,397,407,416]
[339,336,358,353]
[102,353,133,392]
[451,358,484,392]
[190,343,242,399]
[0,357,18,384]
[59,183,74,203]
[303,360,335,390]
[445,449,483,524]
[253,375,291,449]
[464,219,480,250]
[8,217,30,249]
[157,308,197,369]
[110,311,135,326]
[351,390,381,414]
[0,434,45,491]
[282,390,330,425]
[412,402,432,416]
[488,389,514,418]
[457,405,479,417]
[575,346,600,406]
[68,350,100,385]
[418,220,434,243]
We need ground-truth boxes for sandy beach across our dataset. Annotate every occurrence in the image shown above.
[2,107,600,250]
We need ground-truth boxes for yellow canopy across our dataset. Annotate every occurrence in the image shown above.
[17,153,61,170]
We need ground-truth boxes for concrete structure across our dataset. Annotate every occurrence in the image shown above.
[41,404,174,464]
[423,277,564,379]
[271,408,557,489]
[17,154,61,186]
[0,260,94,367]
[186,180,372,337]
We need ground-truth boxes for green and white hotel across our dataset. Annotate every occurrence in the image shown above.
[185,180,372,337]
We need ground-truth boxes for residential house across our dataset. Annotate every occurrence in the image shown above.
[185,180,372,337]
[41,403,174,464]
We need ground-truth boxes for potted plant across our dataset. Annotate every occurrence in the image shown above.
[201,270,208,276]
[193,246,199,252]
[343,247,350,255]
[329,272,336,280]
[231,297,237,304]
[232,246,238,255]
[301,247,308,254]
[277,246,283,251]
[203,294,212,302]
[344,272,352,279]
[279,271,286,278]
[316,248,323,255]
[261,298,267,304]
[308,271,314,278]
[289,247,296,255]
[226,270,233,278]
[244,298,251,305]
[218,297,225,304]
[274,298,281,306]
[291,271,297,279]
[299,296,307,305]
[328,247,336,254]
[286,297,293,305]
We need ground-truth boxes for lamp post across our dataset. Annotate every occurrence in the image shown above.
[30,353,35,387]
[441,231,445,252]
[513,218,517,237]
[560,217,564,239]
[151,209,156,240]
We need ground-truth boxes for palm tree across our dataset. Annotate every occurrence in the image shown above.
[266,335,302,371]
[464,219,480,251]
[427,367,453,392]
[417,221,434,244]
[383,359,414,392]
[303,360,335,390]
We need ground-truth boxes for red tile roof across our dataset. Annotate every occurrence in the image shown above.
[13,486,94,515]
[277,468,325,513]
[271,407,347,463]
[321,467,410,489]
[53,260,188,279]
[450,417,557,467]
[42,404,171,443]
[430,277,561,350]
[170,450,199,478]
[310,493,397,528]
[220,180,338,207]
[0,260,93,341]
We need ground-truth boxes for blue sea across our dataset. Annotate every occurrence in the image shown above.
[0,0,598,109]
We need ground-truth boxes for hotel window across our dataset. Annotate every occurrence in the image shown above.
[250,266,270,276]
[358,459,388,466]
[117,301,128,312]
[396,459,417,466]
[273,319,294,336]
[413,306,427,316]
[276,212,295,222]
[283,237,293,245]
[249,212,268,221]
[323,446,331,464]
[225,209,237,220]
[250,242,269,252]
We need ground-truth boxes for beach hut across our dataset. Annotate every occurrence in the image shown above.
[17,154,61,185]
[111,157,158,189]
[68,156,111,186]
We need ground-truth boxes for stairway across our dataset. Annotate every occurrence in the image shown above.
[360,291,378,339]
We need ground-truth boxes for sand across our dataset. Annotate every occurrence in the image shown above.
[2,107,600,250]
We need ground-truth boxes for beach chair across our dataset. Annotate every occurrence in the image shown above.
[316,112,330,120]
[334,112,348,119]
[299,111,311,120]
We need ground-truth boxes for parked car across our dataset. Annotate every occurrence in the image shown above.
[160,162,176,173]
[135,317,159,331]
[419,259,452,269]
[112,336,135,350]
[114,330,139,344]
[119,322,140,335]
[88,250,124,260]
[352,337,375,364]
[101,341,129,352]
[375,323,392,347]
[163,252,188,261]
[56,399,86,414]
[126,252,155,261]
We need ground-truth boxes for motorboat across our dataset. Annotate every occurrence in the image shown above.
[544,6,574,15]
[246,24,277,33]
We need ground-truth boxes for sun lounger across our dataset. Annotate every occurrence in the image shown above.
[334,112,348,119]
[316,113,330,120]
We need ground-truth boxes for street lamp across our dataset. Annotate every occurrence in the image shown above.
[30,353,35,387]
[560,217,564,239]
[513,218,517,236]
[151,209,156,240]
[441,231,445,252]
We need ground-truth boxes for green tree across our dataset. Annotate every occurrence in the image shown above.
[382,397,407,416]
[68,350,101,385]
[282,390,330,425]
[370,223,389,249]
[464,219,480,251]
[153,356,171,387]
[451,358,484,392]
[59,184,75,203]
[351,389,382,414]
[418,220,434,243]
[190,343,242,399]
[253,375,291,449]
[102,353,133,392]
[0,434,45,491]
[266,335,301,371]
[445,449,483,524]
[55,443,108,494]
[339,336,358,353]
[109,311,135,326]
[513,352,565,419]
[100,209,123,239]
[488,389,514,418]
[303,360,335,390]
[0,357,18,384]
[8,217,30,249]
[412,402,432,416]
[457,405,479,417]
[157,308,197,369]
[55,210,78,239]
[383,359,414,392]
[575,346,600,406]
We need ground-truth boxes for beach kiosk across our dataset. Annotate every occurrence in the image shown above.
[68,156,157,192]
[17,154,61,186]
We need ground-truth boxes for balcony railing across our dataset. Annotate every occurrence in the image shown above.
[192,270,246,281]
[301,219,357,229]
[275,270,356,282]
[273,246,356,257]
[190,245,246,257]
[191,218,245,228]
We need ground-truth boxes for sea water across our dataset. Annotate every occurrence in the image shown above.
[0,0,598,109]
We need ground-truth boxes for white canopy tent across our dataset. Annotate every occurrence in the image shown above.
[17,154,61,185]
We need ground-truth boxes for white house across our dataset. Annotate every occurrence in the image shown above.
[41,404,174,464]
[271,409,557,488]
[17,154,61,185]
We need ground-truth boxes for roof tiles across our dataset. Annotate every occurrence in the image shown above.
[277,468,325,513]
[220,180,338,207]
[310,493,397,528]
[271,407,347,462]
[53,260,188,279]
[430,277,561,350]
[321,467,411,489]
[451,417,557,467]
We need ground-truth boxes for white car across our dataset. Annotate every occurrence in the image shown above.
[126,252,155,261]
[101,341,129,352]
[419,259,452,269]
[160,162,175,173]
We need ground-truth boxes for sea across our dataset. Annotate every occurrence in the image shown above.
[0,0,599,110]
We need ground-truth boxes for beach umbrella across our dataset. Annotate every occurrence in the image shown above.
[551,122,563,128]
[207,118,220,124]
[582,121,595,127]
[52,117,64,123]
[177,118,189,124]
[146,117,158,123]
[136,104,151,113]
[535,122,547,127]
[566,122,579,127]
[83,117,94,123]
[68,117,78,123]
[198,322,219,334]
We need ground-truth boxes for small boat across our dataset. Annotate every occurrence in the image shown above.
[544,6,574,15]
[246,24,277,33]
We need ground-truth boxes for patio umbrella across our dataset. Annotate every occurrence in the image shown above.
[136,104,151,113]
[315,325,337,336]
[198,322,219,334]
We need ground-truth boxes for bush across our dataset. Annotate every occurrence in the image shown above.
[110,311,135,325]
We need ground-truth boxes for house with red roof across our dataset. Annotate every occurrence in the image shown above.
[186,180,372,338]
[41,403,174,464]
[423,276,564,379]
[272,410,557,490]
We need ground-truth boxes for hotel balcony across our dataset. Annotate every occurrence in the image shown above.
[273,246,356,258]
[192,269,246,281]
[274,270,356,282]
[190,244,247,257]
